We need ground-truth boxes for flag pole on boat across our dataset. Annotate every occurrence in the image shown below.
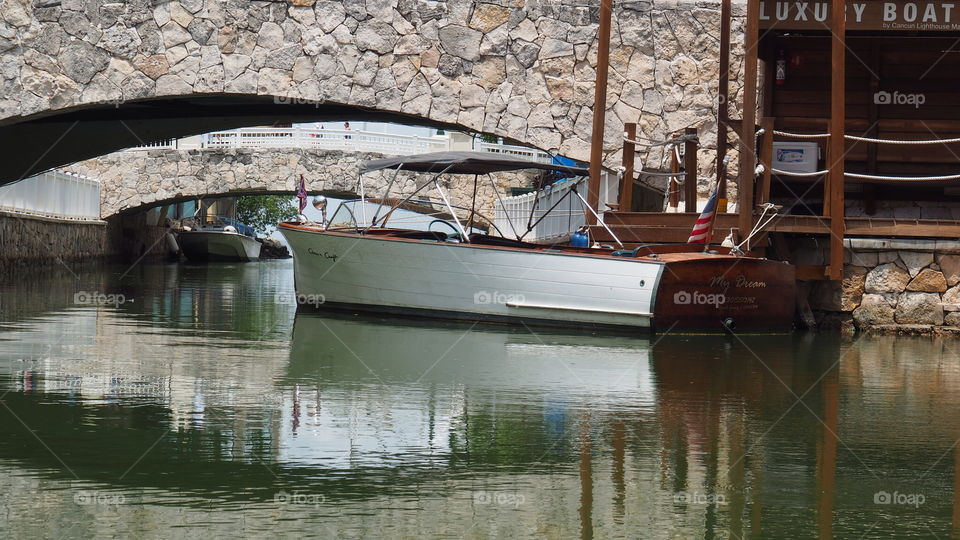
[586,0,613,225]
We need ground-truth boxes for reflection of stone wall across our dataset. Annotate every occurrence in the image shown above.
[69,149,535,217]
[807,241,960,334]
[0,211,111,277]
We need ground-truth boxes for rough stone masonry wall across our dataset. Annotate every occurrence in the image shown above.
[0,0,746,199]
[808,245,960,335]
[0,211,111,277]
[69,148,535,218]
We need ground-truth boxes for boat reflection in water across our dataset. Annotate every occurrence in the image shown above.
[1,282,959,537]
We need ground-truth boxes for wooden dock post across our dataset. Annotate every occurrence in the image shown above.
[586,0,613,224]
[737,0,760,244]
[758,118,774,206]
[827,0,846,280]
[716,0,731,212]
[670,140,680,211]
[684,127,698,212]
[620,122,637,212]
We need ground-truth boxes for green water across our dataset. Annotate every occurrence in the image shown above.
[0,261,957,539]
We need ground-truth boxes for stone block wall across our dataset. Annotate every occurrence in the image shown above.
[0,210,112,278]
[807,242,960,335]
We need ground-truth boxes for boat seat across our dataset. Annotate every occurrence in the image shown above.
[467,233,540,249]
[390,230,448,241]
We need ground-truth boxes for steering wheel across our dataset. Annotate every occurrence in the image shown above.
[429,219,462,238]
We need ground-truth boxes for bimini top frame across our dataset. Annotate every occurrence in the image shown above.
[348,150,621,247]
[359,151,591,176]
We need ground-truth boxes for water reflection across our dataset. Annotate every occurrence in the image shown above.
[0,262,958,538]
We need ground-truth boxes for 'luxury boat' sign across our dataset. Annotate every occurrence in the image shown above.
[759,1,960,31]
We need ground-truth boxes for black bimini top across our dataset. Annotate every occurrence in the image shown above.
[359,151,590,176]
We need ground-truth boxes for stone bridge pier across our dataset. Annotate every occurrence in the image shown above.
[68,148,534,219]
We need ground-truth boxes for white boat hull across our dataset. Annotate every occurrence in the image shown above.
[177,230,262,262]
[279,227,664,329]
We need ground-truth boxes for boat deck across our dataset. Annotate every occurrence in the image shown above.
[592,212,960,245]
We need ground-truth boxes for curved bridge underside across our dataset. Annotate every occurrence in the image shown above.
[5,95,460,182]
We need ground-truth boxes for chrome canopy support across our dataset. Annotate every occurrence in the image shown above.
[366,165,403,232]
[378,164,455,229]
[433,179,471,242]
[571,188,624,247]
[489,173,521,241]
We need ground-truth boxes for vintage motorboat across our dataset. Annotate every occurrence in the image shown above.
[278,152,795,333]
[177,215,262,262]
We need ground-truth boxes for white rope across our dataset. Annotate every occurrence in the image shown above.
[773,129,960,145]
[845,134,960,145]
[771,168,829,177]
[734,202,781,253]
[772,167,960,182]
[624,133,698,148]
[772,130,831,139]
[844,171,960,182]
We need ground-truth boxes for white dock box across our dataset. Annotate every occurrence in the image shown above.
[773,142,820,173]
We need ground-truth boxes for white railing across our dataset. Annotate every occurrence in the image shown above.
[135,138,177,150]
[0,170,101,220]
[493,173,620,243]
[201,127,451,154]
[495,179,587,243]
[128,127,555,162]
[475,140,554,164]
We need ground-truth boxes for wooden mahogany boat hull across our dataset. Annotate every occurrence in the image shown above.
[279,224,795,333]
[651,255,796,333]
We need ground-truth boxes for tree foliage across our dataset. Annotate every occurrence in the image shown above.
[235,195,299,234]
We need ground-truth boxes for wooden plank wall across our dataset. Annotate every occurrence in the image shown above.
[766,34,960,204]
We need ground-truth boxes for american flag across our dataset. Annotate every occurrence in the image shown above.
[687,181,720,244]
[296,174,307,213]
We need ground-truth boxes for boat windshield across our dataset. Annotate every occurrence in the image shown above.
[326,198,493,236]
[301,150,621,246]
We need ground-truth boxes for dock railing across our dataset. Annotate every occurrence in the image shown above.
[0,170,101,220]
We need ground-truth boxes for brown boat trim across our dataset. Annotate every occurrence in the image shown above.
[277,222,767,266]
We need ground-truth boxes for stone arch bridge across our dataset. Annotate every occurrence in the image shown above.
[68,146,533,218]
[0,0,740,195]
